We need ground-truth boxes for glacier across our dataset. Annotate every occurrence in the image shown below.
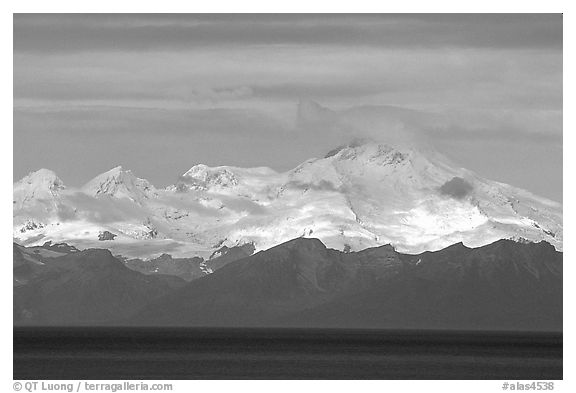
[13,142,562,258]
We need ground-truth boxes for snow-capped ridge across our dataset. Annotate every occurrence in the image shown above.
[181,164,239,190]
[13,168,66,211]
[82,166,157,202]
[170,163,280,193]
[15,168,65,192]
[13,141,563,257]
[331,143,413,164]
[326,142,457,170]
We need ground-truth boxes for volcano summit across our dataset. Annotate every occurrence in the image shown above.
[13,142,562,259]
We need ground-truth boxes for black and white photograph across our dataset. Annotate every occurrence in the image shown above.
[10,10,566,383]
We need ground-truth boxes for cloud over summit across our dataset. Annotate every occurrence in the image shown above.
[13,14,562,201]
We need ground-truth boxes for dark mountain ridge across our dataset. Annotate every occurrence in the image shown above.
[13,243,186,326]
[133,238,562,331]
[13,237,562,331]
[286,239,562,331]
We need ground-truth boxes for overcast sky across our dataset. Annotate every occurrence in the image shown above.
[13,14,563,201]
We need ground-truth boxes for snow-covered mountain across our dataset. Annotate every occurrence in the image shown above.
[13,142,563,258]
[13,168,65,210]
[13,169,66,233]
[82,166,157,202]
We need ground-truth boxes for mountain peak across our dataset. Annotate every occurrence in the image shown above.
[83,166,134,187]
[13,169,66,212]
[323,142,416,166]
[82,166,156,201]
[16,168,65,190]
[322,142,461,176]
[182,164,209,177]
[26,168,59,177]
[108,165,125,174]
[323,138,372,158]
[97,165,132,178]
[282,237,327,250]
[180,164,239,190]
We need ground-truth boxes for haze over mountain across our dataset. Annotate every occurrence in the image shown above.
[14,15,562,202]
[13,142,562,261]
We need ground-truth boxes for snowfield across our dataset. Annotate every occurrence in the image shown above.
[13,143,563,258]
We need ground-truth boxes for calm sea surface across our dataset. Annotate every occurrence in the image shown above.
[14,327,562,380]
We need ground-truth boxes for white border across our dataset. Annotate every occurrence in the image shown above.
[3,2,572,391]
[4,1,570,13]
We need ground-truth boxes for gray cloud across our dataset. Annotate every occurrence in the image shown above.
[58,192,150,223]
[439,177,474,200]
[158,195,226,218]
[14,106,285,136]
[296,100,562,148]
[13,14,563,202]
[14,14,562,54]
[218,196,269,215]
[158,192,269,217]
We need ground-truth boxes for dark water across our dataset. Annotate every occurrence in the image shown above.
[14,327,562,380]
